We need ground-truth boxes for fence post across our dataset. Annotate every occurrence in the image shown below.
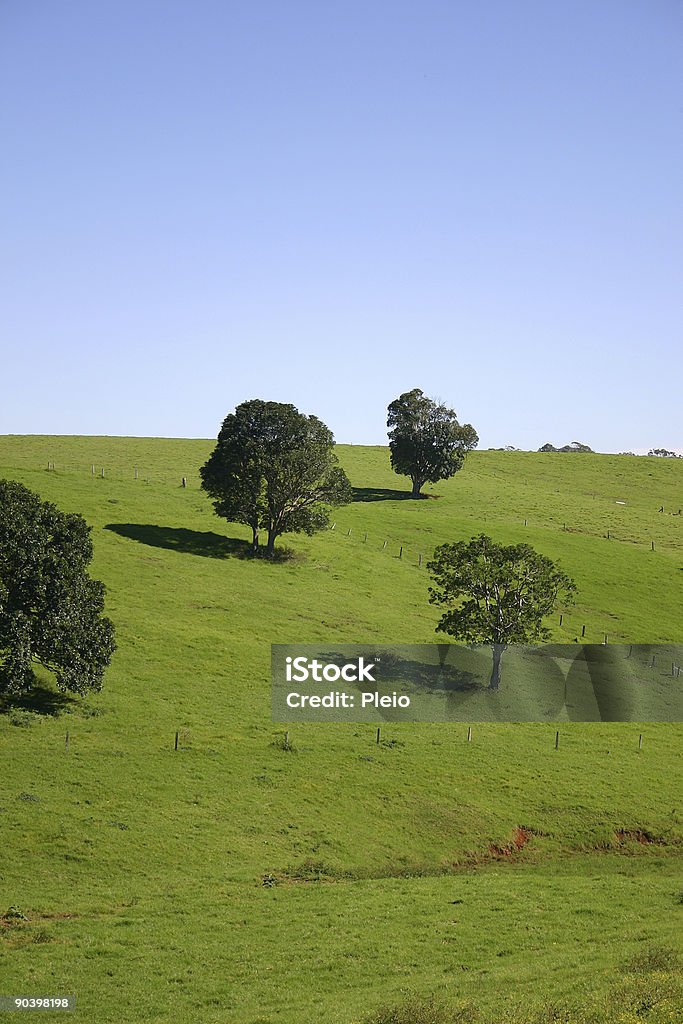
[467,726,472,743]
[399,546,403,559]
[376,727,381,745]
[418,553,422,568]
[555,731,559,750]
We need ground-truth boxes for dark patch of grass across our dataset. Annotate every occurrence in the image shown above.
[361,995,476,1024]
[622,944,682,974]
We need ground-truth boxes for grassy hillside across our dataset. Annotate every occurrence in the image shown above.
[1,436,682,1023]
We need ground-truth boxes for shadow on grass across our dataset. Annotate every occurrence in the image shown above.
[352,486,420,502]
[315,648,480,694]
[104,523,295,562]
[0,683,77,718]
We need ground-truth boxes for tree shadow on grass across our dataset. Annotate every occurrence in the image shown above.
[352,487,420,502]
[313,647,481,722]
[104,523,294,562]
[0,683,77,718]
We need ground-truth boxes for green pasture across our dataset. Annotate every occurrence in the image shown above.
[0,436,682,1022]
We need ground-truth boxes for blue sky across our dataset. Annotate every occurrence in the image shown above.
[1,0,681,451]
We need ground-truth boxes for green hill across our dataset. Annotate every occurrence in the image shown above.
[1,436,682,1023]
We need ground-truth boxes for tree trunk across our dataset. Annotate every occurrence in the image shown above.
[489,644,506,690]
[265,528,277,558]
[411,477,423,498]
[251,526,259,554]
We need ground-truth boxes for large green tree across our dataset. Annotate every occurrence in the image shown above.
[0,480,116,699]
[201,400,352,558]
[387,389,478,497]
[427,534,576,689]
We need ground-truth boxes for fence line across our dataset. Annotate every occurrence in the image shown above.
[325,523,683,646]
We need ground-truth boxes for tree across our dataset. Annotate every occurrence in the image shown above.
[387,389,478,497]
[201,400,352,558]
[427,534,576,690]
[0,480,116,699]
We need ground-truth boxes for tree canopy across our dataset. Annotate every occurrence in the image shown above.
[200,400,352,557]
[0,480,116,699]
[427,534,576,689]
[387,389,478,497]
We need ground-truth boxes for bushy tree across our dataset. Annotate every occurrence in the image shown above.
[427,534,576,689]
[201,400,352,557]
[0,480,116,699]
[387,389,478,497]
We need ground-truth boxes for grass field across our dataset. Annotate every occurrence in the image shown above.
[1,436,682,1023]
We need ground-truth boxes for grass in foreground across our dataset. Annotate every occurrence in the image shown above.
[0,436,682,1022]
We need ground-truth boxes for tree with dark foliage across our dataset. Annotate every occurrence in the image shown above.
[0,480,116,699]
[201,400,352,558]
[387,389,478,497]
[428,534,576,690]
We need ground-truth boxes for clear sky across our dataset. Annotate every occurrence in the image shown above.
[1,1,681,452]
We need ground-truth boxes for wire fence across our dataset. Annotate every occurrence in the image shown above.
[326,517,683,645]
